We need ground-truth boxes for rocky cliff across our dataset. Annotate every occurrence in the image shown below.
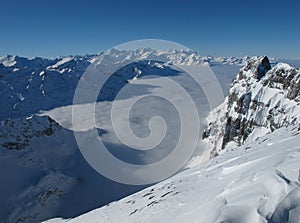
[203,56,300,157]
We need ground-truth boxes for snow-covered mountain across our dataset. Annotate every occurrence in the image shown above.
[203,56,300,156]
[1,50,299,223]
[0,55,96,121]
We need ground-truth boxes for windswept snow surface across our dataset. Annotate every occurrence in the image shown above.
[45,125,300,223]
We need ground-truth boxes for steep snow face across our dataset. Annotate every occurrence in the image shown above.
[203,56,300,156]
[44,125,300,223]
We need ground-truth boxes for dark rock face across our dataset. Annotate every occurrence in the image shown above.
[204,56,300,157]
[255,56,272,80]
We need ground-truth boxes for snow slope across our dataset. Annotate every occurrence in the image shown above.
[45,124,300,223]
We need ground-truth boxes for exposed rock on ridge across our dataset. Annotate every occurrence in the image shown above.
[203,56,300,157]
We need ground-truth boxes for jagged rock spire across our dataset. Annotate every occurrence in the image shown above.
[255,56,271,80]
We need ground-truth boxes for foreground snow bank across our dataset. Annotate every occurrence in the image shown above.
[45,125,300,223]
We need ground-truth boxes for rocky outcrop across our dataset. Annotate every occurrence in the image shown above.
[203,56,300,157]
[0,115,62,150]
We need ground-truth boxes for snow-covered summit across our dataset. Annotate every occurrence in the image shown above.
[203,56,300,156]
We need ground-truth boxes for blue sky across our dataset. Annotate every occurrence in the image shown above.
[0,0,299,58]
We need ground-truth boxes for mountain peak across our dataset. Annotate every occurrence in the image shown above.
[242,56,271,80]
[203,56,300,156]
[255,56,271,80]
